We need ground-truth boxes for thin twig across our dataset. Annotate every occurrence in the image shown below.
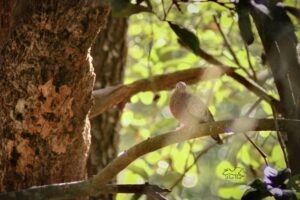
[213,15,242,66]
[165,3,173,19]
[169,140,219,190]
[213,15,252,78]
[244,98,262,116]
[242,98,269,165]
[271,104,289,167]
[243,133,269,165]
[196,48,277,105]
[244,43,257,81]
[161,0,167,20]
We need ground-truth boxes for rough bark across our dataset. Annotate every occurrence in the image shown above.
[88,14,127,200]
[0,0,110,192]
[0,0,15,49]
[249,0,300,174]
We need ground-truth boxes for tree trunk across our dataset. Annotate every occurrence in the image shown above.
[249,1,300,174]
[88,14,128,200]
[0,0,110,192]
[0,0,15,49]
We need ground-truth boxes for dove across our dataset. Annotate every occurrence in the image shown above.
[169,81,222,144]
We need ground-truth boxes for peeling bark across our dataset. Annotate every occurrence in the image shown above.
[0,1,110,192]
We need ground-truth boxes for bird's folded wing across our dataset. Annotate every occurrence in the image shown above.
[186,95,214,122]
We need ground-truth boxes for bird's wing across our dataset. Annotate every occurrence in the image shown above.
[186,95,214,123]
[186,94,222,143]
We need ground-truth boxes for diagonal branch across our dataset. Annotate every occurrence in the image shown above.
[88,118,298,187]
[1,118,297,200]
[90,65,278,118]
[196,48,277,103]
[213,16,243,68]
[90,66,225,118]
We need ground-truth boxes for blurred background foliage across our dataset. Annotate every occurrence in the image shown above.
[115,0,299,199]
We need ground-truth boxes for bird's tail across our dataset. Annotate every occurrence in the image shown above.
[211,134,223,144]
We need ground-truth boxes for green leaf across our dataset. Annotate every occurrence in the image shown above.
[139,92,154,105]
[236,2,254,45]
[218,186,244,199]
[168,21,200,54]
[128,165,149,179]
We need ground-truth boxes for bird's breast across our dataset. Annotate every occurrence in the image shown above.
[169,92,190,123]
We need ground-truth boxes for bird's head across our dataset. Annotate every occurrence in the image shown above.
[175,81,187,93]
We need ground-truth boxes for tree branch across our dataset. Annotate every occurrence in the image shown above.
[1,118,298,200]
[195,48,278,105]
[90,66,225,118]
[90,65,278,118]
[0,183,169,200]
[89,118,298,187]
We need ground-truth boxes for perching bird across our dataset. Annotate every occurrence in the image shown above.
[169,81,222,144]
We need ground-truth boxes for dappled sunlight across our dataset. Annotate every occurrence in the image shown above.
[1,0,298,199]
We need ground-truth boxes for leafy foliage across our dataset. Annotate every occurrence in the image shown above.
[242,166,296,200]
[168,21,200,54]
[113,0,300,199]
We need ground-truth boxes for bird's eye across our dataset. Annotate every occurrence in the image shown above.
[176,82,186,90]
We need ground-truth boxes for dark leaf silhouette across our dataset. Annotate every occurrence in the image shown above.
[236,1,254,45]
[168,21,200,54]
[242,167,296,200]
[242,179,270,200]
[284,6,300,21]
